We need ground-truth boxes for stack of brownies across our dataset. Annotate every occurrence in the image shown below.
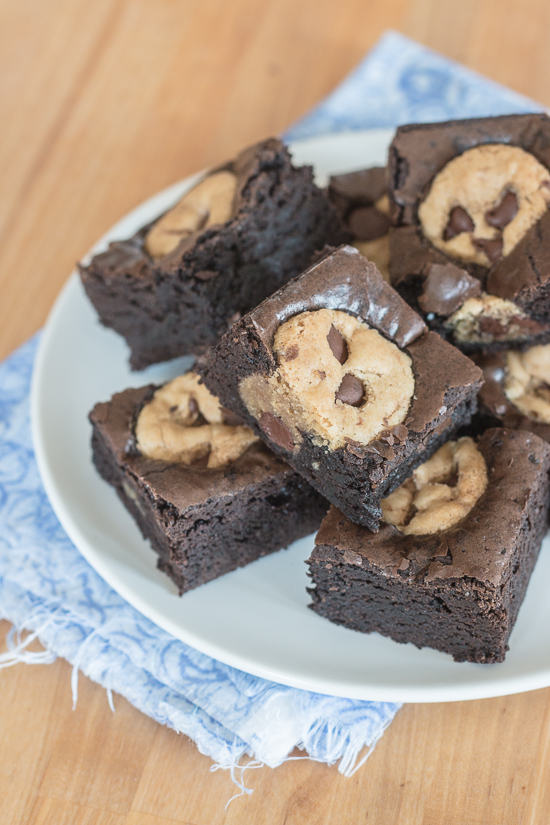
[85,116,550,665]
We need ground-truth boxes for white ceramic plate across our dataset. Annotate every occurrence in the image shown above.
[31,129,550,703]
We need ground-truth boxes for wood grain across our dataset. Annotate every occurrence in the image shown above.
[2,1,550,822]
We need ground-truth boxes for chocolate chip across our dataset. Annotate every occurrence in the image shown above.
[443,206,475,241]
[188,398,199,415]
[508,315,544,333]
[485,191,518,229]
[446,470,459,488]
[418,262,481,316]
[222,407,243,426]
[259,412,294,451]
[473,236,503,264]
[316,370,327,380]
[327,325,348,364]
[348,206,390,241]
[534,382,550,402]
[477,312,544,338]
[335,374,364,407]
[284,344,299,361]
[169,405,178,414]
[478,316,507,336]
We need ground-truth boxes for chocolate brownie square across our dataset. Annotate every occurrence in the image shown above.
[307,428,550,663]
[388,114,550,351]
[80,137,349,370]
[89,371,328,595]
[472,344,550,442]
[328,167,391,280]
[197,245,483,530]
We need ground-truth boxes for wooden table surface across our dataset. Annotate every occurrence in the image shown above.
[2,1,550,823]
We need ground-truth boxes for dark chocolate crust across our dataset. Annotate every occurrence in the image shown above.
[197,245,483,530]
[307,428,550,663]
[472,351,550,442]
[89,385,328,594]
[388,114,550,342]
[80,138,349,370]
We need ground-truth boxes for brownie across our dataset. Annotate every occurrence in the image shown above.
[328,167,391,281]
[388,114,550,350]
[89,377,328,595]
[80,137,349,370]
[197,245,483,530]
[391,258,550,353]
[307,428,550,663]
[472,346,550,442]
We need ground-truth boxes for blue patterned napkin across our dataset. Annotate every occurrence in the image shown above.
[285,30,538,141]
[0,31,539,783]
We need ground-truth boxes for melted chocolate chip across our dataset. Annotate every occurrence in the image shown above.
[221,407,243,426]
[508,315,544,333]
[478,316,507,336]
[418,262,481,317]
[327,325,348,364]
[446,470,459,488]
[284,344,299,361]
[443,206,475,241]
[477,312,544,339]
[259,412,294,451]
[335,374,364,407]
[485,191,518,229]
[473,236,503,264]
[535,382,550,402]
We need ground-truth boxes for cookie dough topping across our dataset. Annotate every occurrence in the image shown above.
[239,308,415,451]
[504,344,550,423]
[445,293,544,345]
[382,437,488,535]
[418,144,550,268]
[144,170,237,259]
[135,372,257,468]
